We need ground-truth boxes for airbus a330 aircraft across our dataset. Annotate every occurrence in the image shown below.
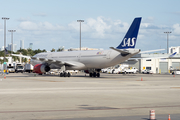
[28,17,142,77]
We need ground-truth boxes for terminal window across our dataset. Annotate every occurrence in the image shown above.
[146,59,151,61]
[146,67,151,70]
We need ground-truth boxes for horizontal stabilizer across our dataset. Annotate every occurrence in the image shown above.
[110,47,141,56]
[110,47,130,54]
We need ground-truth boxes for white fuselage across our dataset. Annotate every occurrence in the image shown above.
[30,49,140,70]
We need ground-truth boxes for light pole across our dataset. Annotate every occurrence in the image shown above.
[8,30,16,54]
[164,31,172,54]
[2,17,10,66]
[77,20,84,51]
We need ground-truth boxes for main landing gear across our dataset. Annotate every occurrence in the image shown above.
[89,69,101,77]
[59,65,71,77]
[89,72,100,77]
[60,71,71,77]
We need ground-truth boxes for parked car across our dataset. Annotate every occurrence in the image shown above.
[121,67,138,74]
[101,68,108,73]
[142,69,153,74]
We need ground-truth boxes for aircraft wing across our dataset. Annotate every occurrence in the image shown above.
[11,54,31,59]
[140,49,165,53]
[31,57,87,70]
[129,56,168,60]
[129,52,177,60]
[31,57,75,66]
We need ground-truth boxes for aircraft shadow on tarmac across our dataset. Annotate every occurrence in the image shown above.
[5,73,139,79]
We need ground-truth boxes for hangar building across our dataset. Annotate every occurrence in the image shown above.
[123,52,180,74]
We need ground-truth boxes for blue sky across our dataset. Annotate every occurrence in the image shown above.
[0,0,180,52]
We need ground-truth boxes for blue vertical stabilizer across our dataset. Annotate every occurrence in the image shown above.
[116,17,142,49]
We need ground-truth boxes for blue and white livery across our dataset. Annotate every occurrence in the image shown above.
[13,17,143,77]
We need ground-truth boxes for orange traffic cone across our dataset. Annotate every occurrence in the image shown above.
[4,75,6,79]
[168,114,171,120]
[141,77,143,81]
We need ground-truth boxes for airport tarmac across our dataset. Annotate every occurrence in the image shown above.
[0,73,180,120]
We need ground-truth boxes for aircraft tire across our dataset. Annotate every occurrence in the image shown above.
[97,73,100,77]
[64,72,67,77]
[67,72,71,77]
[60,73,64,77]
[93,72,96,77]
[89,73,93,77]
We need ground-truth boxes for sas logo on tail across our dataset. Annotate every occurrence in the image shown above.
[122,37,136,47]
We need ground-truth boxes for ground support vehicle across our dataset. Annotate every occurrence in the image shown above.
[142,69,153,74]
[172,69,180,75]
[7,66,15,73]
[24,64,34,73]
[121,67,138,74]
[15,64,24,73]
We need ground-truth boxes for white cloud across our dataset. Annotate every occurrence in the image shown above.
[143,17,154,23]
[17,17,32,22]
[14,16,180,51]
[172,23,180,35]
[69,16,128,38]
[19,21,38,30]
[19,21,65,31]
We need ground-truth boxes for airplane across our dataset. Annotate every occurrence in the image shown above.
[12,17,142,77]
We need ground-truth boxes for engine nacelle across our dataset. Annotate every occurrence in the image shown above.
[33,64,50,74]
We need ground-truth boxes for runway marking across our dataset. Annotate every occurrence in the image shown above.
[1,105,180,113]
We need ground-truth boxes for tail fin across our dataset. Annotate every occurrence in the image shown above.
[169,52,177,57]
[5,48,9,54]
[116,17,142,49]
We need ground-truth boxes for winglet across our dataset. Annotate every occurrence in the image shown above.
[116,17,142,49]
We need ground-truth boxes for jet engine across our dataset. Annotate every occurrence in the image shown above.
[33,64,50,74]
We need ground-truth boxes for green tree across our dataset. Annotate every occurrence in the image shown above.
[0,58,8,64]
[12,56,19,62]
[51,48,55,52]
[57,47,64,52]
[0,59,3,64]
[22,58,27,63]
[42,49,47,52]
